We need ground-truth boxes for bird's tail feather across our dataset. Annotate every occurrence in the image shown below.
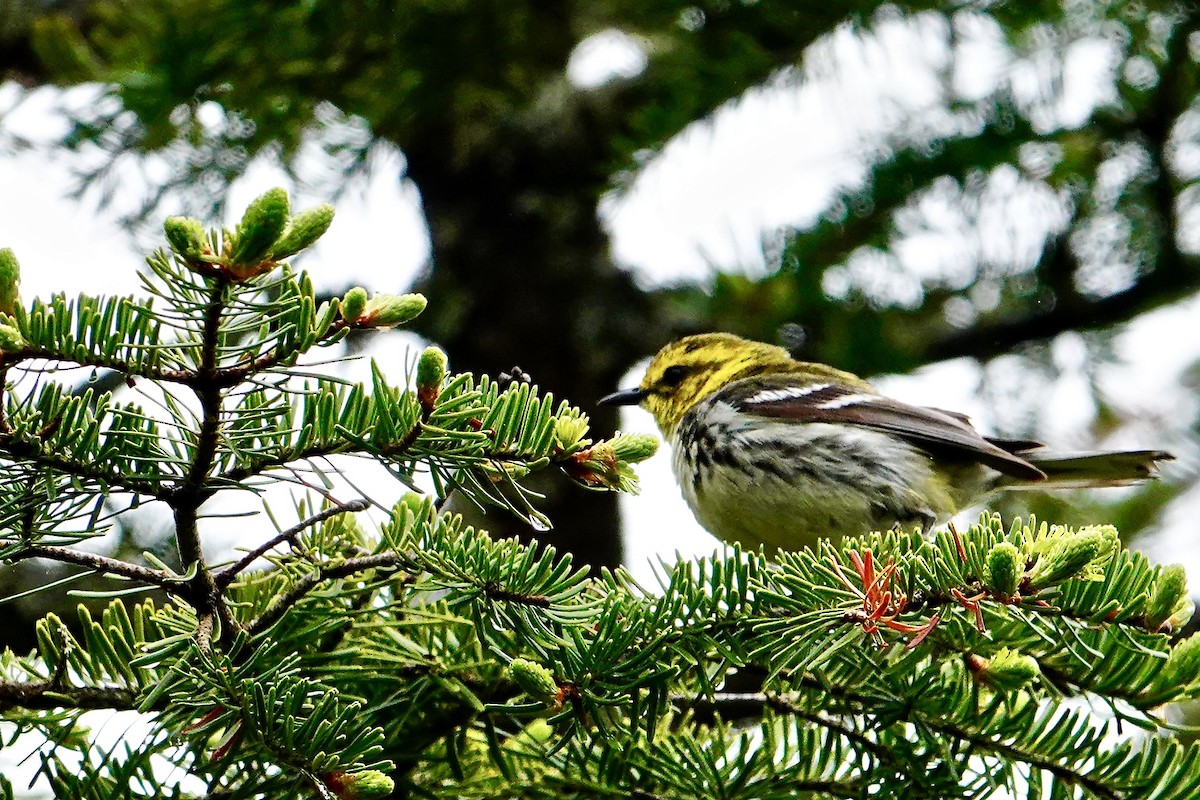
[999,449,1173,490]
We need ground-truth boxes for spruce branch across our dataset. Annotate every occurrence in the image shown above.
[169,274,236,651]
[5,188,1196,799]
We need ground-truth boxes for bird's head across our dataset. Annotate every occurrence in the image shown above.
[600,333,797,436]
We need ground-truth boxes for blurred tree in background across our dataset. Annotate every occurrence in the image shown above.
[1,0,1197,572]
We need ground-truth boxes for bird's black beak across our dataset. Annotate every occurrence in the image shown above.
[599,387,649,406]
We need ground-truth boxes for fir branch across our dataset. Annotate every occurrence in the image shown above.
[215,499,370,589]
[206,318,353,389]
[246,552,404,636]
[0,346,192,385]
[11,544,190,591]
[214,441,356,486]
[917,715,1119,799]
[170,275,235,650]
[0,678,139,712]
[0,435,170,498]
[678,691,900,767]
[483,584,553,608]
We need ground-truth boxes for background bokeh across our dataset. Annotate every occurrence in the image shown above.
[2,0,1198,649]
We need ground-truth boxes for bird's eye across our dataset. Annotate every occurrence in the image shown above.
[660,365,688,387]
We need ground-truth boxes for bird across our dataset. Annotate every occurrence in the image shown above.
[600,332,1173,554]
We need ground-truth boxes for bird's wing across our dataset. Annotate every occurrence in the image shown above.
[722,376,1046,481]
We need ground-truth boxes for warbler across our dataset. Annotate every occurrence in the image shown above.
[600,333,1173,554]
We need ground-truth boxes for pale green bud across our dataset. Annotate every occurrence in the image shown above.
[1026,526,1117,591]
[416,346,447,408]
[163,216,207,261]
[361,292,426,328]
[0,248,20,317]
[0,322,26,352]
[971,648,1040,692]
[416,346,447,389]
[985,542,1024,598]
[565,442,640,492]
[554,415,589,451]
[270,203,335,259]
[230,187,290,268]
[340,287,368,322]
[323,769,395,800]
[1146,564,1190,631]
[1163,634,1200,688]
[610,432,659,463]
[508,658,561,706]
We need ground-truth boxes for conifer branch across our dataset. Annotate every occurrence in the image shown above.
[215,499,370,589]
[0,435,170,498]
[678,691,903,769]
[215,442,358,485]
[3,188,1192,799]
[0,679,139,712]
[246,552,403,636]
[171,275,235,650]
[206,318,354,389]
[917,715,1119,799]
[11,544,190,591]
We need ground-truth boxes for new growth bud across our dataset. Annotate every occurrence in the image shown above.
[416,346,447,411]
[270,203,335,260]
[969,648,1040,692]
[508,658,562,707]
[0,248,21,317]
[1163,634,1200,692]
[1026,525,1118,591]
[0,321,26,353]
[985,542,1024,599]
[359,293,427,328]
[229,188,290,275]
[554,414,590,451]
[322,770,395,800]
[565,433,650,493]
[163,216,208,262]
[340,287,368,323]
[609,432,659,463]
[1146,564,1191,631]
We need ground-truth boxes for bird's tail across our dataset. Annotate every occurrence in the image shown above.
[997,448,1174,490]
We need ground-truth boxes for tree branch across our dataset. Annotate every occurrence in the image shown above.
[0,679,138,712]
[11,545,190,592]
[245,552,403,637]
[928,9,1200,364]
[170,276,235,650]
[0,436,170,499]
[926,247,1200,363]
[215,499,370,589]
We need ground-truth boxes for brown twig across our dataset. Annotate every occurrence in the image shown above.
[215,499,369,589]
[0,679,139,712]
[245,552,403,636]
[13,544,191,592]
